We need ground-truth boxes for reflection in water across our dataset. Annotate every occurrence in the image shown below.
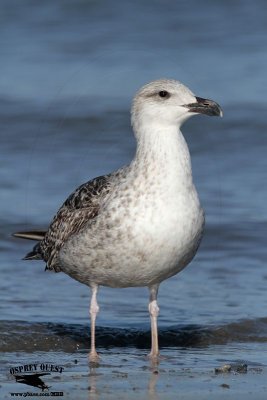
[88,367,99,400]
[87,362,161,400]
[148,369,160,400]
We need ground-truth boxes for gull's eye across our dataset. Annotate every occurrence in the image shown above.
[158,90,170,98]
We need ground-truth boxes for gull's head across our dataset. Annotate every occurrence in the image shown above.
[131,79,222,134]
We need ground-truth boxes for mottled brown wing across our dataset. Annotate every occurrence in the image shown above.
[31,175,112,272]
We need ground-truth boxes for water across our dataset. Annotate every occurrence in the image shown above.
[1,0,267,398]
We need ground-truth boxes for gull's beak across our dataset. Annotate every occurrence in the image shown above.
[184,97,223,117]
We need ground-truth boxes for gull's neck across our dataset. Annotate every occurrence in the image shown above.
[131,121,193,187]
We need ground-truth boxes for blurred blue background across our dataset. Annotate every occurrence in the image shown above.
[1,0,267,352]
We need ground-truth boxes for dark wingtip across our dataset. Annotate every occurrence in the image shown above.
[22,251,42,261]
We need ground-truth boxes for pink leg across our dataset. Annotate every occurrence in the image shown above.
[148,284,160,359]
[89,284,100,362]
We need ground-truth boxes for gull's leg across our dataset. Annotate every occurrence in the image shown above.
[148,284,160,359]
[89,284,100,362]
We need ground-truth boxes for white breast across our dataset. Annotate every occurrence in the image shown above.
[59,127,204,288]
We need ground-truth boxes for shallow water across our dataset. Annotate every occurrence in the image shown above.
[1,0,267,398]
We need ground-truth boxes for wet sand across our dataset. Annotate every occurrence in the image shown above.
[0,344,267,400]
[1,349,267,400]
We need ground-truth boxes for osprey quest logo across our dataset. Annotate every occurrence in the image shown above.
[9,363,64,396]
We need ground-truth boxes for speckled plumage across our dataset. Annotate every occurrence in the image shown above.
[39,175,112,271]
[25,168,132,272]
[15,79,222,359]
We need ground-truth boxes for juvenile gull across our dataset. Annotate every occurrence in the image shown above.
[14,79,222,361]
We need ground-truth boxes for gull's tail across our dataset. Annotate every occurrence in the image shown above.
[12,231,46,260]
[13,231,46,241]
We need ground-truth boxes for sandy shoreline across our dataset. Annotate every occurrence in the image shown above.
[1,349,267,400]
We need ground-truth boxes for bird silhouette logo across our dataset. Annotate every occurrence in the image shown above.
[14,373,50,391]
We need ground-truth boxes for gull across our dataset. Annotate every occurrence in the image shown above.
[13,79,222,362]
